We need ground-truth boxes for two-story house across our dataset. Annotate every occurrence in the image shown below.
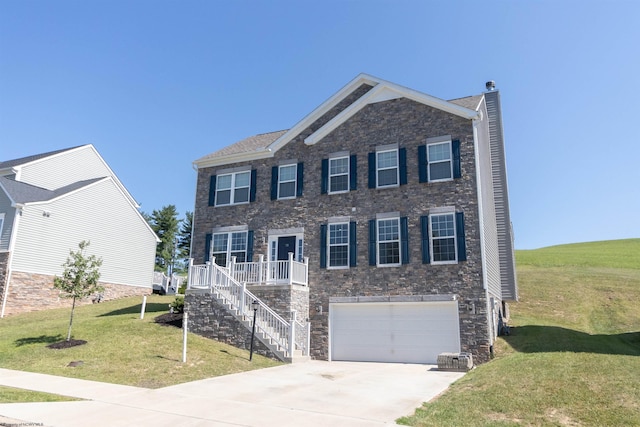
[186,74,517,365]
[0,145,158,316]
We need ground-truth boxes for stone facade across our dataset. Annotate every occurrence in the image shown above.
[191,88,498,363]
[185,290,277,360]
[1,270,150,316]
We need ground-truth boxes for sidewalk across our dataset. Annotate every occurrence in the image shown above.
[0,362,465,427]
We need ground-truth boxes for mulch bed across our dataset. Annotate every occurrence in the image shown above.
[47,339,88,349]
[154,312,183,329]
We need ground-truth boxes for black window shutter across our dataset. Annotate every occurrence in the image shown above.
[208,175,217,206]
[349,155,357,191]
[296,162,304,197]
[320,224,327,268]
[368,219,377,266]
[400,216,409,264]
[246,230,254,262]
[204,233,212,263]
[418,145,428,183]
[368,152,376,188]
[453,139,462,179]
[420,216,430,264]
[349,221,357,267]
[399,148,408,185]
[270,166,278,200]
[249,169,257,202]
[321,159,329,194]
[456,212,467,261]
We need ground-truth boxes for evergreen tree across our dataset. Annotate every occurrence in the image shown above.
[148,205,180,273]
[176,211,193,273]
[53,241,103,342]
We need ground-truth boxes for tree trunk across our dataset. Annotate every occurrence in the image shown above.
[67,297,76,341]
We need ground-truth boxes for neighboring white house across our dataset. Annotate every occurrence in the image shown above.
[0,145,159,316]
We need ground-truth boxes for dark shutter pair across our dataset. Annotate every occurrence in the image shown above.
[204,231,255,263]
[420,212,467,263]
[208,170,258,206]
[418,140,461,183]
[368,217,409,265]
[320,222,357,268]
[368,148,407,188]
[321,155,358,194]
[271,163,304,200]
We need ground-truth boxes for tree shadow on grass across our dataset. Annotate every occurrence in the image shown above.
[15,334,64,347]
[503,325,640,356]
[98,303,169,317]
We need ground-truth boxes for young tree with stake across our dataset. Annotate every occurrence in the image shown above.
[53,241,104,342]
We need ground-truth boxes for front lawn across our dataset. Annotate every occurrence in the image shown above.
[0,295,281,391]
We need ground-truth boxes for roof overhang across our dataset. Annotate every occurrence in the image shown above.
[194,73,481,168]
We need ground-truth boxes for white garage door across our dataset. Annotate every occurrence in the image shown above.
[330,301,461,364]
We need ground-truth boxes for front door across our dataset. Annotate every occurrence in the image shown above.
[277,236,296,261]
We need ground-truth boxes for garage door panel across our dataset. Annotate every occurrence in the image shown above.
[330,301,460,364]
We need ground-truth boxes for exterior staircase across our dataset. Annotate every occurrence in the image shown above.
[188,259,310,362]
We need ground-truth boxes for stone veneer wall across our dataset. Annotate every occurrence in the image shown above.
[0,252,9,310]
[184,290,276,360]
[1,270,151,316]
[184,285,309,360]
[192,95,495,363]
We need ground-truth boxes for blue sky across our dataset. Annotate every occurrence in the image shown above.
[1,0,639,250]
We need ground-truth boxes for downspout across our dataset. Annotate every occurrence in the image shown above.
[1,204,23,318]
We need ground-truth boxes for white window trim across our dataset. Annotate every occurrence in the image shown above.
[327,221,350,269]
[210,229,249,266]
[376,149,399,188]
[328,155,350,195]
[268,231,305,262]
[277,164,297,200]
[429,212,458,265]
[377,217,401,267]
[427,140,453,182]
[215,171,251,206]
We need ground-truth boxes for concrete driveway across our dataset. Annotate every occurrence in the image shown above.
[0,362,465,426]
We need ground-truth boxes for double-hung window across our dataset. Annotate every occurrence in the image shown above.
[430,213,456,263]
[329,157,349,193]
[427,141,453,181]
[376,150,399,188]
[211,231,248,267]
[328,222,349,268]
[278,164,297,199]
[377,217,401,266]
[215,171,250,206]
[271,162,304,200]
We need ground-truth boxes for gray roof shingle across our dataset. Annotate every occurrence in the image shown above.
[0,176,105,204]
[194,130,288,164]
[0,145,84,171]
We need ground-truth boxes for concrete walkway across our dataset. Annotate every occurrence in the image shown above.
[0,362,465,426]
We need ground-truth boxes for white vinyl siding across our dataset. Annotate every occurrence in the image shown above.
[14,145,138,207]
[11,178,157,288]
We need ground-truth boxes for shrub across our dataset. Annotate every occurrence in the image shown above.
[169,296,184,313]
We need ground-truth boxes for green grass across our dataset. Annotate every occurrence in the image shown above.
[0,295,281,398]
[0,386,80,403]
[399,239,640,427]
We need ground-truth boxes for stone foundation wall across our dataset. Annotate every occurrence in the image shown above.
[184,290,277,360]
[0,252,8,311]
[1,270,151,316]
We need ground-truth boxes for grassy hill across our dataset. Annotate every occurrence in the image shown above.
[400,239,640,427]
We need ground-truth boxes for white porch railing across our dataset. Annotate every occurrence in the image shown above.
[229,253,308,286]
[187,257,308,360]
